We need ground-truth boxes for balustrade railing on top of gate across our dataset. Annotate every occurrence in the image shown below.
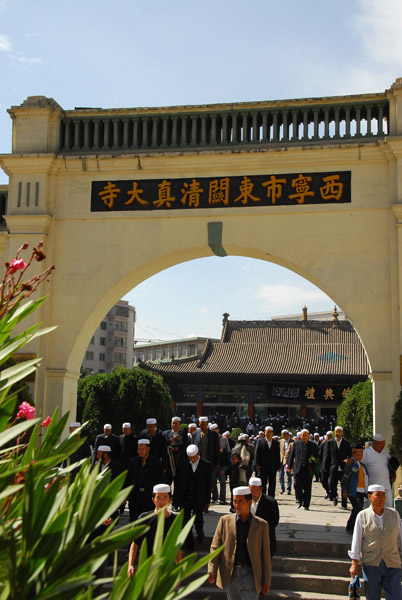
[59,97,389,154]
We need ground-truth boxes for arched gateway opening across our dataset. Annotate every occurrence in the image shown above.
[1,80,402,440]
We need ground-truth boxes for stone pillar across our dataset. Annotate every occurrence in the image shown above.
[248,401,254,419]
[7,96,63,154]
[44,368,81,422]
[196,400,203,417]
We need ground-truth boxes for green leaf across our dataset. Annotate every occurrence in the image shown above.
[0,417,40,449]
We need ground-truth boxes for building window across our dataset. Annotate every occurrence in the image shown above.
[139,351,144,361]
[114,337,127,347]
[172,347,178,357]
[114,352,126,363]
[100,337,106,346]
[114,320,128,331]
[181,345,187,356]
[85,351,94,360]
[100,321,107,330]
[116,305,129,317]
[163,348,169,359]
[98,369,105,373]
[189,344,196,355]
[146,350,152,360]
[155,349,161,360]
[99,353,106,362]
[89,336,94,345]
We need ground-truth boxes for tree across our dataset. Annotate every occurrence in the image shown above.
[389,387,402,463]
[77,367,173,439]
[337,379,373,445]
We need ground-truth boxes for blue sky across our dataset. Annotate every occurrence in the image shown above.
[0,0,401,340]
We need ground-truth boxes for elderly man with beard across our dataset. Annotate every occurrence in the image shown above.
[287,429,319,510]
[163,416,188,484]
[363,434,393,508]
[349,485,402,600]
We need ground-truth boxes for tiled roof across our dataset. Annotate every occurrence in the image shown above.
[142,319,369,380]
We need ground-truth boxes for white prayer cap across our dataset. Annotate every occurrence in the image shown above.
[265,426,273,431]
[122,422,131,428]
[188,423,197,428]
[249,477,262,487]
[172,416,181,422]
[69,421,81,428]
[326,431,332,436]
[281,429,289,434]
[259,431,264,435]
[146,418,157,425]
[199,416,208,422]
[138,438,150,445]
[153,483,171,494]
[104,424,112,429]
[210,423,218,429]
[301,429,310,435]
[233,486,252,496]
[334,425,343,431]
[238,434,247,440]
[98,445,111,452]
[368,484,385,493]
[373,433,385,442]
[223,431,230,436]
[186,444,199,457]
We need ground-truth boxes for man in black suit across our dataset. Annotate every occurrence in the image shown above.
[319,431,333,499]
[128,438,163,522]
[323,425,352,508]
[192,416,220,507]
[93,423,121,463]
[249,476,280,557]
[92,444,122,480]
[173,444,211,551]
[163,416,188,484]
[139,418,168,476]
[255,426,281,497]
[287,429,319,510]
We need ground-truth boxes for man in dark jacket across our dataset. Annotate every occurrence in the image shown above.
[249,476,280,557]
[173,444,211,551]
[192,416,220,507]
[139,418,168,475]
[255,426,281,497]
[287,429,319,510]
[323,425,352,508]
[93,423,121,463]
[128,438,163,522]
[163,416,188,484]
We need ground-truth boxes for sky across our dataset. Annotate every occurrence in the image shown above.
[0,0,401,341]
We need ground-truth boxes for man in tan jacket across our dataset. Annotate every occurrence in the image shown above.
[208,485,271,599]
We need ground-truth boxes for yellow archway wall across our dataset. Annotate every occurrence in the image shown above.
[1,81,402,441]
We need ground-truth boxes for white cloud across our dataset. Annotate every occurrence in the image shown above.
[256,283,331,317]
[0,34,12,52]
[11,55,43,65]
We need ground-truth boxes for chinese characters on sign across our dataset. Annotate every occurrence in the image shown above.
[91,171,351,212]
[267,383,354,403]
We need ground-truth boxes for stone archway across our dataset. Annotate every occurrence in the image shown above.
[1,79,402,438]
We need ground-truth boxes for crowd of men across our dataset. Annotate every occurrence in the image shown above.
[66,416,402,600]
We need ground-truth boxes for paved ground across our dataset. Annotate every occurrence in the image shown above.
[202,478,352,546]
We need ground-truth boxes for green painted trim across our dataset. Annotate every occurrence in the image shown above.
[208,222,227,257]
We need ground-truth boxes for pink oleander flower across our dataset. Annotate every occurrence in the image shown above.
[16,402,35,420]
[41,416,52,427]
[8,258,26,274]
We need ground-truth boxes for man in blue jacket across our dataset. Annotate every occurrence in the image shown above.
[341,445,369,533]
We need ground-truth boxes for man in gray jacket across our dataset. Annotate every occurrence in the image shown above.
[349,484,402,600]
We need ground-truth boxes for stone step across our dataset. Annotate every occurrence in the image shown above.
[272,555,352,577]
[270,572,350,596]
[276,539,350,559]
[188,586,349,600]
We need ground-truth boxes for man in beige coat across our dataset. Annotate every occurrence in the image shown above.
[208,485,271,599]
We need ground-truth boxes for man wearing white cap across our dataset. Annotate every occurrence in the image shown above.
[255,426,281,497]
[93,423,121,463]
[349,484,402,599]
[287,429,319,510]
[208,486,271,598]
[249,477,279,558]
[362,435,393,507]
[279,429,294,495]
[322,425,352,508]
[173,444,211,551]
[94,445,121,480]
[139,418,168,474]
[163,417,188,484]
[127,484,181,577]
[192,416,220,507]
[128,439,163,522]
